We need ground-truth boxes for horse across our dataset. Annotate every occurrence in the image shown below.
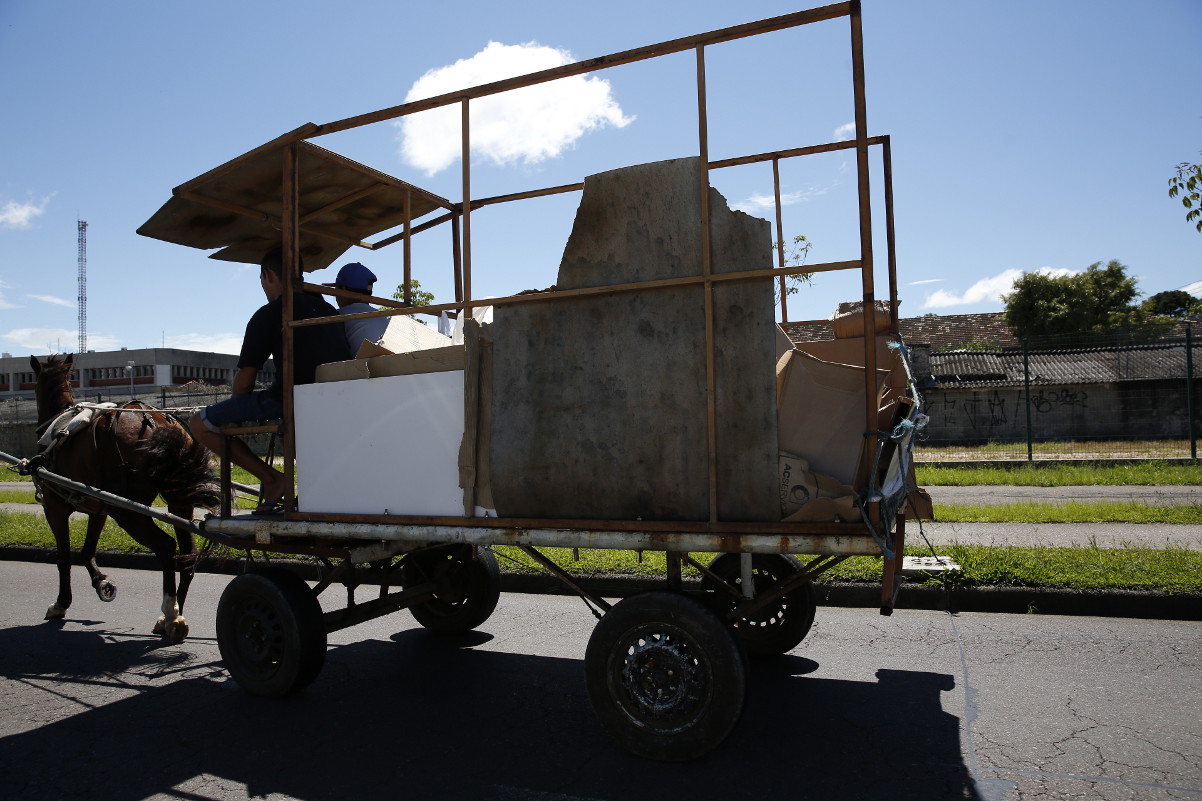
[30,354,218,642]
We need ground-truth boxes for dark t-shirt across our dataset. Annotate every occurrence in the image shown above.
[238,292,351,399]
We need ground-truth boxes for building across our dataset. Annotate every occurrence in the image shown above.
[1,348,274,399]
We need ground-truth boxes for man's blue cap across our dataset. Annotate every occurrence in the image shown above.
[324,262,377,292]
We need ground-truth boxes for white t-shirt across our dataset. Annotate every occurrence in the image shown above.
[339,302,389,353]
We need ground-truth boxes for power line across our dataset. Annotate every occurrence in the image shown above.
[77,219,87,354]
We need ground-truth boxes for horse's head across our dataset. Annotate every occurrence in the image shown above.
[30,353,76,422]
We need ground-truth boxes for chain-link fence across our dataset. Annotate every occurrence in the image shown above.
[913,323,1199,461]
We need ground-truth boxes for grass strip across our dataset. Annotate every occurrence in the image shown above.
[935,502,1202,525]
[4,511,1197,594]
[915,461,1201,487]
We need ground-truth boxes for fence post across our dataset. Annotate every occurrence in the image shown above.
[1188,324,1196,459]
[1023,340,1034,461]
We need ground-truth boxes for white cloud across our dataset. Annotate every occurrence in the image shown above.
[922,266,1076,309]
[908,278,944,286]
[1180,280,1202,297]
[0,281,14,310]
[0,196,51,229]
[396,41,634,175]
[163,332,244,355]
[732,188,828,215]
[29,294,74,308]
[2,327,111,353]
[833,122,856,141]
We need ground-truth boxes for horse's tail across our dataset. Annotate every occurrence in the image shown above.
[138,425,220,513]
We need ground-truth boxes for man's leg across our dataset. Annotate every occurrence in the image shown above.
[189,401,290,506]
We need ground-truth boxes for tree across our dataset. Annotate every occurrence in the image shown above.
[391,278,435,307]
[1168,153,1202,233]
[1002,260,1145,339]
[1141,289,1197,318]
[771,235,813,303]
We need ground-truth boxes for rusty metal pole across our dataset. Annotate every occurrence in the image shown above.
[461,99,473,316]
[696,44,720,525]
[849,1,883,547]
[772,157,789,323]
[281,142,300,513]
[403,189,413,306]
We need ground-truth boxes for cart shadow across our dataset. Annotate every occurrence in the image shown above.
[0,623,982,801]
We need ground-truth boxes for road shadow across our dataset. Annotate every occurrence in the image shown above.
[0,623,981,801]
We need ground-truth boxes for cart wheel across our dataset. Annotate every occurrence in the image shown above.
[704,553,816,657]
[402,545,500,633]
[585,591,746,761]
[216,567,327,698]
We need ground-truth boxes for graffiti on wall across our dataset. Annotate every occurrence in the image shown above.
[1030,388,1088,414]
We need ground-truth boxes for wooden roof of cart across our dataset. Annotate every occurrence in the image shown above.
[137,127,455,273]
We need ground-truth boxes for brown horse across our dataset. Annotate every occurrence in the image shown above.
[30,354,218,642]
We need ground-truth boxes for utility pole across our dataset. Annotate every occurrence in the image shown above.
[77,219,87,354]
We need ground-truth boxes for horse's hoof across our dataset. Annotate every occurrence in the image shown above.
[95,580,117,603]
[167,618,189,644]
[45,604,66,620]
[152,616,166,635]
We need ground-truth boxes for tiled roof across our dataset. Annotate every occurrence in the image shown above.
[930,344,1192,387]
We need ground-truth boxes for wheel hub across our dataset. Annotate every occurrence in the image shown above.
[620,633,703,718]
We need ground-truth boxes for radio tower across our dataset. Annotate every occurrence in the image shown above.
[77,219,87,354]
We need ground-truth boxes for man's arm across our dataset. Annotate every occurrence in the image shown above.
[230,365,258,396]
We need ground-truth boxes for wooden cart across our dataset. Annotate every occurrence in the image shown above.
[133,1,924,761]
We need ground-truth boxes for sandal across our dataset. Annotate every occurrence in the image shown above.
[252,500,285,515]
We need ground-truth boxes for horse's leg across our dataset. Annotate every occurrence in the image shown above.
[80,512,117,602]
[110,509,188,643]
[168,502,197,616]
[43,501,74,621]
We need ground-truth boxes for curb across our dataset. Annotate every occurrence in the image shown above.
[5,546,1199,622]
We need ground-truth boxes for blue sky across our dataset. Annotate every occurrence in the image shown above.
[1,0,1198,356]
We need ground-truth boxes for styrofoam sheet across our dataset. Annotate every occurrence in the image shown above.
[295,371,464,515]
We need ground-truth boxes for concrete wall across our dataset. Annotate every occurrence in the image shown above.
[921,379,1201,443]
[489,157,779,521]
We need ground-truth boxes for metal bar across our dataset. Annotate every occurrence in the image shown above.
[709,136,888,169]
[849,1,880,524]
[696,44,720,525]
[14,462,203,535]
[403,189,412,306]
[880,518,905,615]
[471,182,584,208]
[368,209,457,250]
[201,518,886,556]
[309,4,853,138]
[288,259,863,327]
[882,135,899,334]
[451,214,464,304]
[516,545,613,612]
[772,157,789,322]
[281,143,299,514]
[461,99,473,313]
[1187,324,1197,459]
[323,584,436,633]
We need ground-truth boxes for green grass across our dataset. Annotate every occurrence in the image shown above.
[916,461,1201,487]
[936,502,1202,525]
[490,545,1202,594]
[3,511,1196,594]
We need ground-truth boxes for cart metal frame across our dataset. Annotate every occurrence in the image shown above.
[130,0,920,760]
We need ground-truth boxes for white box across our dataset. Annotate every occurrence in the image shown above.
[295,371,464,516]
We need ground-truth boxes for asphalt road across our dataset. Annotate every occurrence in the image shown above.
[0,560,1198,801]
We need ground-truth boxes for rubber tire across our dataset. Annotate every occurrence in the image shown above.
[585,591,746,762]
[216,567,327,698]
[402,545,501,633]
[705,553,816,658]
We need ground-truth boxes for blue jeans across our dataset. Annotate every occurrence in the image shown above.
[197,391,283,433]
